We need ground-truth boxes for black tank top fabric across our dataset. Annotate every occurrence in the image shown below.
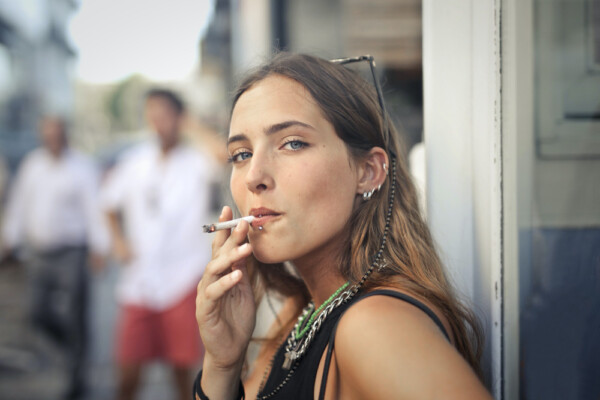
[256,289,450,400]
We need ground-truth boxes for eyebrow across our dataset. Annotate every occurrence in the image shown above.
[227,120,315,145]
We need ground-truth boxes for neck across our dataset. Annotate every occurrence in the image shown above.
[293,248,348,308]
[160,140,178,156]
[47,146,66,159]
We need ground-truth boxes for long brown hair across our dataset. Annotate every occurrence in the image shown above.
[232,52,484,377]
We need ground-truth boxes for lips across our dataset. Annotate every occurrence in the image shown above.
[249,207,281,228]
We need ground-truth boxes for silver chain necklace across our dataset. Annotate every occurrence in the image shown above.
[257,285,358,400]
[282,286,357,369]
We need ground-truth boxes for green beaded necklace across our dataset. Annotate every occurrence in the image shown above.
[294,281,350,340]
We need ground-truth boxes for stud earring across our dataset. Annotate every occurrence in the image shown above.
[363,188,376,201]
[383,162,388,175]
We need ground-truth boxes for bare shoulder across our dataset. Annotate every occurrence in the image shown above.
[333,289,492,400]
[339,290,449,338]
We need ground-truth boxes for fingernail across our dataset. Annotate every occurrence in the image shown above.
[220,206,227,218]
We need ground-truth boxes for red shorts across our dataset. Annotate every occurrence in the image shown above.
[115,291,203,367]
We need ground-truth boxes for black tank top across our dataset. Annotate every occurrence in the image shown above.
[255,289,450,400]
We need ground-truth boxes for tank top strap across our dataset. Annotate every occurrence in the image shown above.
[360,289,450,340]
[318,289,450,400]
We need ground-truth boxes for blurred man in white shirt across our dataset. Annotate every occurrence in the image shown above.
[1,116,108,400]
[102,89,221,400]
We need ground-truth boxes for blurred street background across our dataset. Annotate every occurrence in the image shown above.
[0,260,181,400]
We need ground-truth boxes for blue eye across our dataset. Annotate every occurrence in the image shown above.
[283,140,307,151]
[228,151,252,163]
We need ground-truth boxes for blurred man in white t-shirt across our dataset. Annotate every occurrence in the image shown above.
[2,116,108,399]
[102,88,222,400]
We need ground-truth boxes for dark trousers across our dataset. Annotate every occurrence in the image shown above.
[29,246,89,399]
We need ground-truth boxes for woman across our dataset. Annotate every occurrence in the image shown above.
[194,53,492,399]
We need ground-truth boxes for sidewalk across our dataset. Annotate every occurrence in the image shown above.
[0,262,180,400]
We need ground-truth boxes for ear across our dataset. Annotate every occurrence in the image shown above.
[356,147,389,196]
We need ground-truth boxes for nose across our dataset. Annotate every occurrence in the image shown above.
[245,151,274,194]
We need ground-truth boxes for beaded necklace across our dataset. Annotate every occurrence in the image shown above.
[294,282,349,340]
[256,282,354,400]
[283,281,352,369]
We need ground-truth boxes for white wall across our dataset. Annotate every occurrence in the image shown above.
[423,0,502,396]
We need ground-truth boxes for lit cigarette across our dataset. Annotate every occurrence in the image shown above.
[203,216,255,233]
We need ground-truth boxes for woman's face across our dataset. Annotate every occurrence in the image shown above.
[229,75,360,266]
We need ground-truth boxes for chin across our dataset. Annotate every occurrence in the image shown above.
[249,239,288,265]
[252,249,286,265]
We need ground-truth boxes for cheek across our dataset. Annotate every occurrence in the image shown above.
[291,159,356,223]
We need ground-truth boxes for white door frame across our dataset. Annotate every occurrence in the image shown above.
[422,0,504,397]
[501,0,534,398]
